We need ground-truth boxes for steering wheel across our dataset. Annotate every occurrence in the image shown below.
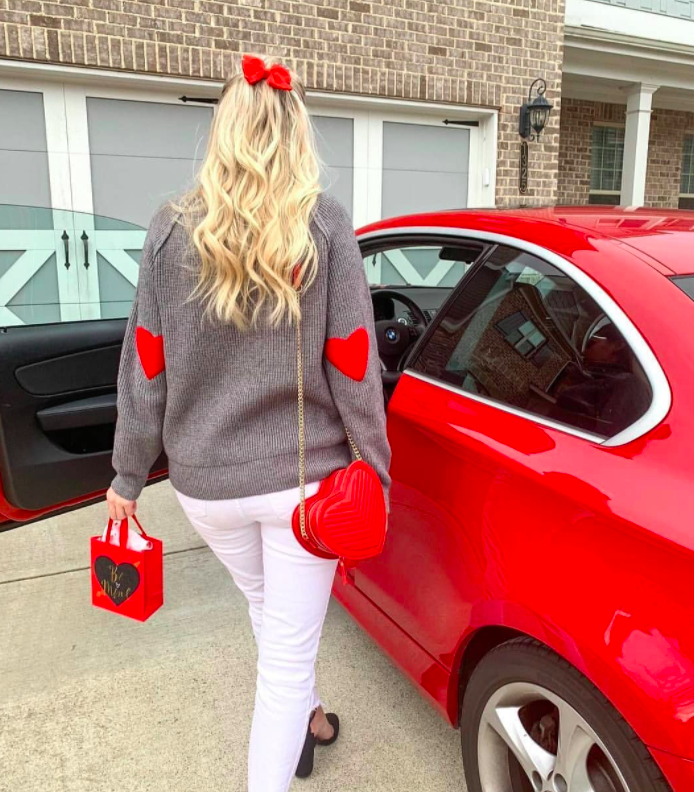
[371,289,431,372]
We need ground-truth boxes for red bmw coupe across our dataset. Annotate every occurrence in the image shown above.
[2,206,694,792]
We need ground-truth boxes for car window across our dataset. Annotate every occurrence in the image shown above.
[411,245,653,439]
[0,204,145,326]
[363,241,484,326]
[363,243,482,288]
[673,276,694,300]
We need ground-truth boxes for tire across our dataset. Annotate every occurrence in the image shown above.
[460,637,671,792]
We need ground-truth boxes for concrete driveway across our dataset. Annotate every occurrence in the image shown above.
[0,481,465,792]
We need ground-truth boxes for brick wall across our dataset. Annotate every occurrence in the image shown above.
[558,97,694,208]
[557,99,625,205]
[646,108,693,208]
[556,98,593,205]
[0,0,566,207]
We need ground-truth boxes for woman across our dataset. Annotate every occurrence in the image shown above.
[105,54,391,791]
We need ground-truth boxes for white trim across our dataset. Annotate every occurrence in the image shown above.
[566,0,694,52]
[352,111,370,228]
[42,84,72,212]
[563,30,694,94]
[467,126,481,208]
[358,226,672,448]
[308,89,495,119]
[0,231,55,248]
[404,369,605,445]
[63,84,94,214]
[52,210,81,322]
[366,112,384,223]
[562,73,694,114]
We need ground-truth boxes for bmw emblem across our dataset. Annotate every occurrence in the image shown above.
[385,327,399,343]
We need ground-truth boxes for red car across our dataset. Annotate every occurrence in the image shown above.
[2,206,694,792]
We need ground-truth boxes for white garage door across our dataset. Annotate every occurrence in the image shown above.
[0,80,479,323]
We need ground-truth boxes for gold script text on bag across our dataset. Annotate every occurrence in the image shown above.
[291,281,388,583]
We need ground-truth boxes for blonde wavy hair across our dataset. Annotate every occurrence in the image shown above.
[174,56,322,330]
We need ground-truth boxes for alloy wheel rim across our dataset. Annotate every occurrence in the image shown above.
[477,682,632,792]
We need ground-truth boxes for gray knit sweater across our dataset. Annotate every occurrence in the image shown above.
[111,192,392,511]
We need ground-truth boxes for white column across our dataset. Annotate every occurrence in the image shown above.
[620,83,659,208]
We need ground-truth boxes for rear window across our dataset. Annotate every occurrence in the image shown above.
[673,277,694,300]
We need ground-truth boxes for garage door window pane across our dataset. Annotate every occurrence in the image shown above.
[382,122,468,218]
[87,98,212,230]
[412,246,652,439]
[311,116,353,217]
[0,90,52,215]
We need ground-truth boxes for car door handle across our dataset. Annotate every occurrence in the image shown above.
[36,393,117,432]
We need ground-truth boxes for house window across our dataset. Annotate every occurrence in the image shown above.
[679,135,694,211]
[590,126,624,206]
[496,311,547,361]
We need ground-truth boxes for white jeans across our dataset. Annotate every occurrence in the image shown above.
[173,480,338,792]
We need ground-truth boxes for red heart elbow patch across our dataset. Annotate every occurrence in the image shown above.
[136,326,165,380]
[324,327,369,382]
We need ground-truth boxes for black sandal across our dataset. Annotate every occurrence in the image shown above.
[295,710,340,778]
[316,712,339,746]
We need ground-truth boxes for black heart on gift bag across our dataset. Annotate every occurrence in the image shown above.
[94,556,141,606]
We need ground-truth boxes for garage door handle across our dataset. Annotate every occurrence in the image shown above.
[81,231,90,269]
[36,393,117,432]
[61,230,70,270]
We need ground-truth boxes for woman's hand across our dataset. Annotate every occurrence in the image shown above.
[106,487,137,521]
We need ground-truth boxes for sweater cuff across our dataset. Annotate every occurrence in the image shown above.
[111,473,145,502]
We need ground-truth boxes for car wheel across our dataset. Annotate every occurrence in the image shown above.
[461,637,671,792]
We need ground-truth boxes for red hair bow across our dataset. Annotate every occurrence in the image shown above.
[242,55,292,92]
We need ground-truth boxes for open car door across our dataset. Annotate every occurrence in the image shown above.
[0,205,166,530]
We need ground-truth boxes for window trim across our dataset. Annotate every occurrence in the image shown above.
[679,133,694,202]
[357,226,672,448]
[590,123,626,202]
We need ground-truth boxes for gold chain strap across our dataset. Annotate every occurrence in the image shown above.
[297,288,361,541]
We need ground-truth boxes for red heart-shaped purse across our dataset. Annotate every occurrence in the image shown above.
[291,278,388,583]
[292,460,387,562]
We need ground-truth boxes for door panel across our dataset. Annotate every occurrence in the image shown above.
[0,206,165,524]
[0,318,167,515]
[14,341,122,395]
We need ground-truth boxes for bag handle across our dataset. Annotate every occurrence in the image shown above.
[105,513,150,547]
[296,285,360,542]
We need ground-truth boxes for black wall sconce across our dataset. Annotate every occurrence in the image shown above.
[519,78,553,141]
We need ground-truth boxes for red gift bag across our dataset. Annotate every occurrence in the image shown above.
[90,514,163,622]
